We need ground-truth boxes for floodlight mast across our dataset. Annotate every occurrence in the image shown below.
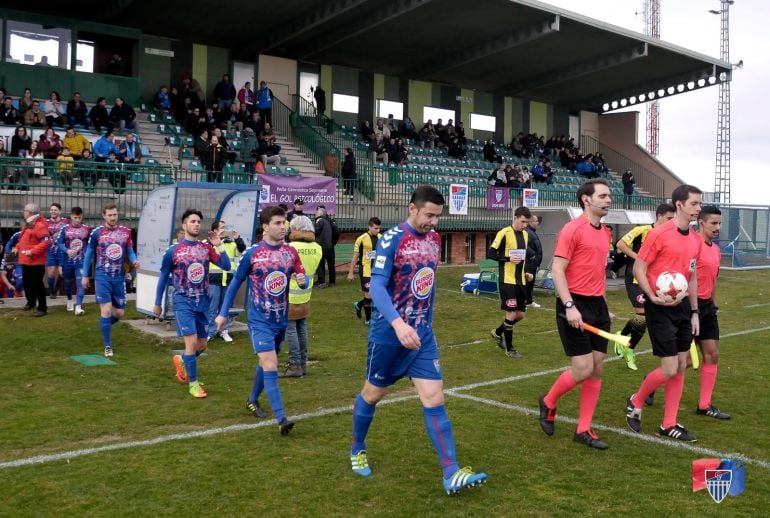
[644,0,661,157]
[712,0,735,205]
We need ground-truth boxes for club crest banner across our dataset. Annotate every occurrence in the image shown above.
[487,187,509,210]
[523,188,539,208]
[449,184,468,215]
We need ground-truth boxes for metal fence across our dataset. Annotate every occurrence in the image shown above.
[272,97,341,176]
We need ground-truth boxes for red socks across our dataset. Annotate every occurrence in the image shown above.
[544,370,578,409]
[633,368,667,408]
[699,363,718,410]
[576,378,602,433]
[662,372,685,428]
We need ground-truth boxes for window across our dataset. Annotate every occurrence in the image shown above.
[5,20,72,69]
[376,100,403,120]
[470,113,496,132]
[422,106,455,124]
[332,93,359,114]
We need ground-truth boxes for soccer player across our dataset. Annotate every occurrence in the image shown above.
[614,203,675,370]
[216,206,306,433]
[45,203,69,298]
[57,206,91,315]
[538,179,613,450]
[154,209,230,398]
[349,186,488,495]
[625,185,703,442]
[488,206,532,358]
[81,204,139,357]
[347,217,382,324]
[694,205,730,420]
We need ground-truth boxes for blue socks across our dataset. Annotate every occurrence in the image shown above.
[182,354,197,382]
[64,280,73,300]
[249,366,265,403]
[263,370,285,422]
[110,315,120,325]
[351,393,376,455]
[47,277,55,294]
[99,316,112,346]
[76,280,85,305]
[423,405,460,479]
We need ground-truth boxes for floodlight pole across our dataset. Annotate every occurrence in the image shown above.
[644,0,661,157]
[712,0,734,205]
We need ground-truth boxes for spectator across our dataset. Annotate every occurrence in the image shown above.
[44,91,66,127]
[455,121,466,146]
[153,85,171,111]
[245,111,264,135]
[78,149,97,190]
[18,203,52,316]
[181,74,205,109]
[66,92,90,128]
[106,151,126,193]
[214,74,236,111]
[18,88,34,119]
[223,103,240,133]
[371,134,389,165]
[393,138,408,165]
[202,135,225,182]
[93,131,119,162]
[594,152,608,175]
[385,114,399,138]
[531,158,553,185]
[193,129,209,158]
[62,126,91,159]
[622,169,635,209]
[418,120,439,149]
[510,132,524,157]
[487,162,508,187]
[237,81,255,113]
[374,119,390,140]
[360,120,375,143]
[0,140,7,185]
[258,123,280,166]
[109,97,136,133]
[286,199,305,222]
[212,127,237,164]
[10,126,32,189]
[89,97,113,134]
[240,127,259,175]
[520,167,532,188]
[229,102,251,134]
[314,206,336,288]
[35,56,52,67]
[341,147,357,198]
[56,148,75,192]
[256,80,274,125]
[447,137,466,160]
[119,133,142,164]
[39,127,62,160]
[483,139,500,163]
[23,100,46,127]
[203,106,218,131]
[184,107,206,136]
[576,154,598,179]
[106,54,126,76]
[401,116,417,141]
[313,85,326,116]
[27,141,45,177]
[1,97,18,125]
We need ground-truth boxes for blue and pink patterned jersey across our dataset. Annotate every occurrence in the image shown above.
[220,241,306,329]
[155,240,230,304]
[82,225,137,279]
[57,224,92,265]
[369,222,440,344]
[47,217,70,242]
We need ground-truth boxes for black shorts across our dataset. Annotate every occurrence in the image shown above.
[696,298,720,341]
[644,297,693,357]
[499,283,527,312]
[556,295,610,357]
[625,283,646,309]
[360,276,371,293]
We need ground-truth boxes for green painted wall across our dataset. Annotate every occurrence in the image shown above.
[320,64,332,98]
[460,88,475,139]
[408,80,433,123]
[504,97,513,144]
[139,35,173,104]
[192,44,208,100]
[529,101,548,137]
[373,73,385,120]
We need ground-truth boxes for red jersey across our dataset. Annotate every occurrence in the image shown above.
[553,216,611,296]
[697,238,720,300]
[637,219,701,297]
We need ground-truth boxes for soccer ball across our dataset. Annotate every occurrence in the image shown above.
[655,271,688,303]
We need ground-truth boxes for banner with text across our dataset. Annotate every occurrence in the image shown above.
[523,188,539,208]
[259,175,337,214]
[449,184,469,215]
[487,186,510,210]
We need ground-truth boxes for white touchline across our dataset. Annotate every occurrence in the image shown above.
[2,325,768,471]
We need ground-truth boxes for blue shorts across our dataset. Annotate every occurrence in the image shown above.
[248,325,286,355]
[62,263,83,281]
[365,333,442,387]
[95,276,126,309]
[46,248,64,267]
[174,297,209,338]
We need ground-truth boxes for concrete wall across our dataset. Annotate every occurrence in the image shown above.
[257,55,297,106]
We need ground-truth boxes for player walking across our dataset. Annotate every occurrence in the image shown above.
[81,204,139,357]
[347,217,381,325]
[154,209,230,398]
[488,206,532,358]
[216,206,306,434]
[625,185,702,442]
[614,203,675,370]
[694,206,730,420]
[538,179,613,450]
[45,203,69,298]
[349,186,488,495]
[57,206,91,315]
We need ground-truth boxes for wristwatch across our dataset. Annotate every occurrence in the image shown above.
[564,300,575,309]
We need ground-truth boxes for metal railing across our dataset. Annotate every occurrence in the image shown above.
[580,134,665,198]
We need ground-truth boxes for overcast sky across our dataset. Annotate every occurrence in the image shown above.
[541,0,768,206]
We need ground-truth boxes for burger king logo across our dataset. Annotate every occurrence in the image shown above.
[105,243,123,260]
[187,262,205,284]
[264,271,287,296]
[411,267,434,300]
[636,293,645,304]
[505,298,518,308]
[70,238,83,252]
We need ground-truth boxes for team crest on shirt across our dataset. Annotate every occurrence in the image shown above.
[411,267,435,300]
[430,241,439,254]
[105,243,123,260]
[70,238,83,252]
[689,258,697,272]
[264,271,288,296]
[282,252,290,262]
[187,262,205,284]
[505,298,517,308]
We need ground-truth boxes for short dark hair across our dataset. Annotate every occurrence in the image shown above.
[671,184,702,205]
[70,206,83,216]
[514,206,532,218]
[211,219,222,231]
[368,217,381,226]
[278,203,288,211]
[410,185,444,208]
[260,205,286,225]
[699,205,722,221]
[655,203,675,217]
[576,178,609,209]
[50,203,62,210]
[181,209,202,223]
[102,203,118,214]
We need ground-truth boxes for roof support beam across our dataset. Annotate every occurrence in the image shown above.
[299,0,434,59]
[96,0,138,22]
[502,43,648,96]
[416,15,560,79]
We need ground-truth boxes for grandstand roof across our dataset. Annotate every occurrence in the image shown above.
[9,0,732,112]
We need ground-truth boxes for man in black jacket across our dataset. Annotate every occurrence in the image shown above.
[314,206,336,288]
[525,215,543,307]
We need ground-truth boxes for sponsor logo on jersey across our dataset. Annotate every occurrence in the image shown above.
[105,243,123,260]
[264,271,288,296]
[433,359,441,373]
[70,238,83,252]
[375,255,386,269]
[365,251,376,259]
[411,267,434,300]
[187,262,205,284]
[505,298,518,308]
[636,293,645,304]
